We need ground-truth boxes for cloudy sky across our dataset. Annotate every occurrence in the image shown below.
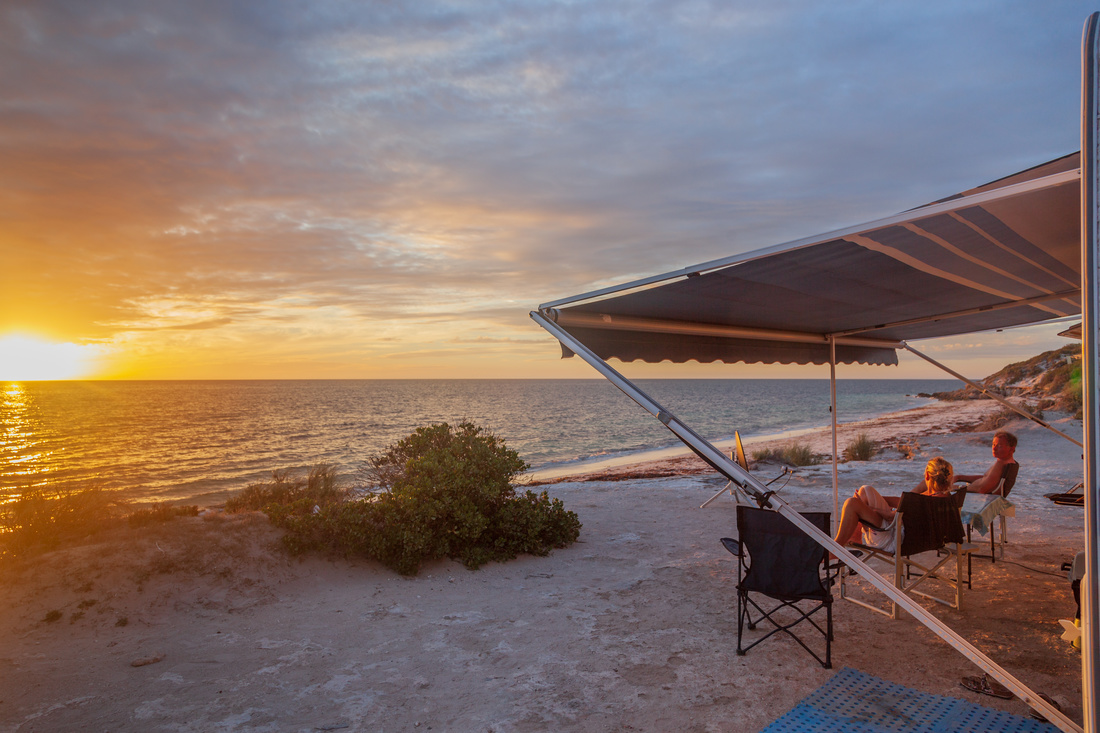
[1,1,1093,379]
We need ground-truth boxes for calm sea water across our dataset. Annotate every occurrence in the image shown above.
[1,379,959,505]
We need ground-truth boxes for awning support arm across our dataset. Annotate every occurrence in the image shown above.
[903,343,1083,448]
[531,308,1077,732]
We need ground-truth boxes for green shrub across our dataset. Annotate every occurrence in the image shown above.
[843,433,875,462]
[241,422,581,576]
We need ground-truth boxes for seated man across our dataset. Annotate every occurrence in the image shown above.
[954,430,1017,494]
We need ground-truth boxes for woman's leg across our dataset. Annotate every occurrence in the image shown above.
[834,495,886,546]
[857,484,899,516]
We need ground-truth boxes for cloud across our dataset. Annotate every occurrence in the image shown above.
[0,0,1090,376]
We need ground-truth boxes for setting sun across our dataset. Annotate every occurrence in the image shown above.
[0,336,98,381]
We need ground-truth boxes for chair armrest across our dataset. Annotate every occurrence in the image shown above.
[720,537,741,556]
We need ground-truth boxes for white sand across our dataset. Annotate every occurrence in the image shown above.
[0,401,1087,732]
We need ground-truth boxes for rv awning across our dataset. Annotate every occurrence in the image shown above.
[538,154,1083,367]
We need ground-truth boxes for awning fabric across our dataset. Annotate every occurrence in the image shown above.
[540,154,1082,367]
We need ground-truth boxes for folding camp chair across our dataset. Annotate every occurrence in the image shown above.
[1046,481,1084,507]
[963,462,1019,563]
[720,507,835,668]
[840,491,975,619]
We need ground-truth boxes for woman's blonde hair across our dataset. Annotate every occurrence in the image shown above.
[924,456,954,492]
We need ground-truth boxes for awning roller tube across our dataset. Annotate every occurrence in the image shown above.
[545,309,906,350]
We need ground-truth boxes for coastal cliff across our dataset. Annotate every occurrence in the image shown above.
[926,344,1082,415]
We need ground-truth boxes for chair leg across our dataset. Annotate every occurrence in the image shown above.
[736,589,746,656]
[955,546,964,611]
[892,555,903,620]
[998,514,1008,558]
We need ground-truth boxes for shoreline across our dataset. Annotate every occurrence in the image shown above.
[527,397,1004,485]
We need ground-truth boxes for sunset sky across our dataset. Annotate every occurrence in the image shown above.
[1,1,1093,380]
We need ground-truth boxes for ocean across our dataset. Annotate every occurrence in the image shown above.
[1,379,960,506]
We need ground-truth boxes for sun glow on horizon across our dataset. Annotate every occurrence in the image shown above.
[0,336,100,381]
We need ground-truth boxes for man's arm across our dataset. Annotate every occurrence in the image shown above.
[967,459,1007,494]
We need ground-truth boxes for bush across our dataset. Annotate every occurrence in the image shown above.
[239,422,581,576]
[751,442,819,467]
[844,433,875,462]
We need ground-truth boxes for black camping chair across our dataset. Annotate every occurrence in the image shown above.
[720,506,834,668]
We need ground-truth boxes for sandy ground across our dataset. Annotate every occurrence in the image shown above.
[0,400,1088,732]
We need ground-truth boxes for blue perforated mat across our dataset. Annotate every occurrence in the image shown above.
[761,667,1060,733]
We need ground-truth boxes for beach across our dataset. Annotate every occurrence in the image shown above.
[0,398,1088,732]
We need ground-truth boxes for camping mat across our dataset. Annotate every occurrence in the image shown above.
[760,667,1059,733]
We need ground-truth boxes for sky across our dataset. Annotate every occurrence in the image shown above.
[0,1,1094,380]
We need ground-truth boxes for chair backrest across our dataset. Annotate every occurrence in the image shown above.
[897,491,966,556]
[736,506,830,599]
[951,486,967,508]
[998,462,1020,498]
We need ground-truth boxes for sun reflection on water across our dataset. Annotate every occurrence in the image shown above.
[1,382,54,495]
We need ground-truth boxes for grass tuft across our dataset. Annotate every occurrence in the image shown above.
[225,464,343,514]
[751,442,820,466]
[127,503,200,527]
[843,433,876,462]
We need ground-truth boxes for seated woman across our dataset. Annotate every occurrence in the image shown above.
[832,457,955,553]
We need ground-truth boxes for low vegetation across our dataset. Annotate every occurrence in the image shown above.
[843,433,876,462]
[0,484,200,561]
[127,502,200,527]
[964,404,1043,433]
[225,463,342,514]
[751,442,819,467]
[230,422,582,576]
[1,423,579,579]
[0,485,123,560]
